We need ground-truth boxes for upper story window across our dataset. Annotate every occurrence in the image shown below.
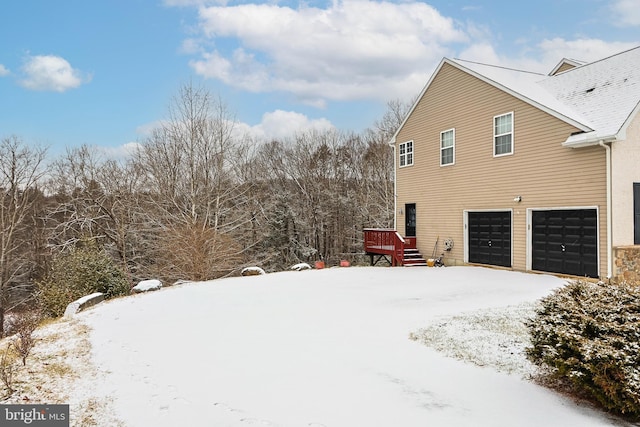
[440,128,455,166]
[399,141,413,167]
[494,112,514,156]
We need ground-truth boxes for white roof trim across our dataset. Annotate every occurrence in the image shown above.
[389,58,593,145]
[389,58,448,146]
[563,131,617,148]
[562,99,640,148]
[448,59,593,132]
[616,100,640,141]
[548,58,585,76]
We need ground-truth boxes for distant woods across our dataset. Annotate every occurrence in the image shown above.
[0,83,411,328]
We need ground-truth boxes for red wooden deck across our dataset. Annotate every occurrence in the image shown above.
[363,228,416,266]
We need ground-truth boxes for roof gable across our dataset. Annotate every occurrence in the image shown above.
[548,58,585,76]
[391,46,640,147]
[539,46,640,145]
[446,58,594,131]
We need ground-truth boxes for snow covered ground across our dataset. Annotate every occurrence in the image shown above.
[73,266,632,426]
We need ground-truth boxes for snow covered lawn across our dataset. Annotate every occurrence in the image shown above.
[77,266,628,426]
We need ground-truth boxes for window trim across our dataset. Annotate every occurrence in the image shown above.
[440,128,455,166]
[399,140,414,168]
[493,112,514,157]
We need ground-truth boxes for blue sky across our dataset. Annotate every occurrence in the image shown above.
[1,0,639,158]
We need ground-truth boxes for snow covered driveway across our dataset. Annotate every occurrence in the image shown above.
[79,267,624,426]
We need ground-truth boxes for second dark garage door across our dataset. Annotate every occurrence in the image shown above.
[531,209,598,278]
[468,211,512,268]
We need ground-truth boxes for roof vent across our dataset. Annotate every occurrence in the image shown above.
[586,87,595,93]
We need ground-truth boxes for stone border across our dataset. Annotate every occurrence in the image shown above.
[63,292,105,318]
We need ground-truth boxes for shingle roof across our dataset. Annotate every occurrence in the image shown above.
[392,46,640,147]
[447,58,595,132]
[539,47,640,145]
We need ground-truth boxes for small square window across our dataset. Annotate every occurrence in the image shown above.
[399,141,413,167]
[440,129,455,166]
[494,112,513,156]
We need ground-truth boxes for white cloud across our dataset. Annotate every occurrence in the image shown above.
[136,110,332,145]
[237,110,335,142]
[537,38,638,65]
[97,142,142,159]
[188,0,467,104]
[457,38,638,75]
[135,120,168,137]
[0,64,9,76]
[172,0,638,111]
[179,38,204,55]
[20,55,90,92]
[611,0,640,26]
[163,0,225,6]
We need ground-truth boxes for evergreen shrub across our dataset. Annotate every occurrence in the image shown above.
[526,280,640,419]
[37,243,130,317]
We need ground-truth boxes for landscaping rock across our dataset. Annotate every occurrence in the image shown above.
[64,292,105,318]
[290,263,312,271]
[132,279,163,293]
[241,266,266,276]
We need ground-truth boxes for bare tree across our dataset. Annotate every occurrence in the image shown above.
[46,145,147,281]
[374,98,415,143]
[353,98,413,230]
[134,82,253,281]
[0,136,46,336]
[356,130,395,228]
[250,130,370,268]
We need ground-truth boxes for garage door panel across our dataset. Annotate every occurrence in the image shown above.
[563,260,583,276]
[468,211,511,268]
[531,209,598,278]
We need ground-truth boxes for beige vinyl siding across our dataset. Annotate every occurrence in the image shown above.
[395,63,607,276]
[552,62,578,75]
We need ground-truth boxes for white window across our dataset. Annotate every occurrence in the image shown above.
[440,128,455,166]
[494,112,513,156]
[399,141,413,167]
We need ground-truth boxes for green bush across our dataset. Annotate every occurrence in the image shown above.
[37,243,131,317]
[526,280,640,419]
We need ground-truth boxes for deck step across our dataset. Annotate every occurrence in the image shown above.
[403,248,427,266]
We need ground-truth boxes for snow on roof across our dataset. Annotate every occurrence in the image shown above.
[538,46,640,144]
[454,47,640,144]
[393,46,640,147]
[448,58,595,132]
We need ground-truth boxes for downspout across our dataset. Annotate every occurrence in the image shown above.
[598,140,612,279]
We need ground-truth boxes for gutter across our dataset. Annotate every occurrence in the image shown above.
[598,140,613,279]
[563,132,615,148]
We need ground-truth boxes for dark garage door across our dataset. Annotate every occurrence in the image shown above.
[468,211,511,267]
[532,209,598,278]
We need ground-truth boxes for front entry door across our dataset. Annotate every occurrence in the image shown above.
[635,183,640,244]
[405,203,416,237]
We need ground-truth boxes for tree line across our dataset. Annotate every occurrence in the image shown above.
[0,83,410,334]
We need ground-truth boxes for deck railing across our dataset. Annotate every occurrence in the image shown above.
[363,228,405,266]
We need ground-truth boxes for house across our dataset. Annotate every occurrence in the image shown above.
[384,46,640,280]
